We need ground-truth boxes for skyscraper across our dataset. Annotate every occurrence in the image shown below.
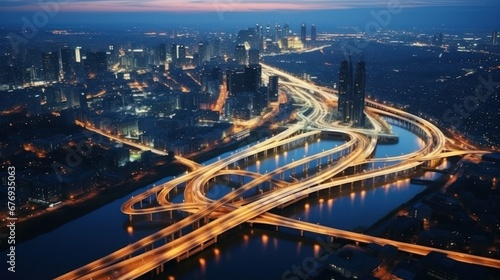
[42,52,59,82]
[84,52,107,77]
[244,64,262,92]
[274,24,282,42]
[60,48,75,82]
[170,43,186,67]
[234,44,247,66]
[493,30,498,45]
[256,24,262,39]
[158,43,166,64]
[311,24,317,42]
[283,23,290,39]
[265,24,271,40]
[198,41,211,66]
[201,67,222,99]
[248,49,260,65]
[300,23,307,42]
[268,76,279,102]
[338,56,366,127]
[227,69,246,96]
[338,59,353,123]
[353,60,366,127]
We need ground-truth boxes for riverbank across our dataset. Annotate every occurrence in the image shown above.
[363,168,452,236]
[0,126,279,251]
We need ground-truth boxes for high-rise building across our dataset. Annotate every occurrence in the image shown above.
[283,23,290,39]
[253,86,269,114]
[84,52,107,77]
[42,52,59,82]
[337,56,366,127]
[197,41,211,66]
[338,59,353,123]
[353,60,366,127]
[60,48,75,82]
[234,44,247,66]
[158,43,166,64]
[493,30,498,45]
[244,64,262,92]
[170,43,186,67]
[268,76,279,102]
[227,69,246,96]
[300,23,307,42]
[311,24,317,42]
[274,24,282,42]
[0,66,24,85]
[256,24,262,39]
[248,49,260,65]
[265,24,271,40]
[75,47,82,63]
[201,67,222,99]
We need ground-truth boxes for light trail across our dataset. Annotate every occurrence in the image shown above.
[56,63,496,280]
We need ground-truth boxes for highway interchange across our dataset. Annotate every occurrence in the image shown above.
[57,63,495,280]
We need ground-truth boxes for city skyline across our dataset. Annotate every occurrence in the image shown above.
[1,1,499,279]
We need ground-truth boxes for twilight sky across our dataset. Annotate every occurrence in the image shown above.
[0,0,498,12]
[0,0,499,29]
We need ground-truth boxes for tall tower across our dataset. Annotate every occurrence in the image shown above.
[158,43,166,64]
[283,23,290,39]
[42,52,59,82]
[265,24,271,40]
[338,55,366,126]
[60,48,75,82]
[268,76,279,102]
[84,52,107,77]
[248,49,260,65]
[300,23,307,42]
[170,43,186,67]
[338,59,353,124]
[244,64,262,92]
[234,44,247,66]
[493,30,498,45]
[353,60,366,127]
[311,24,317,42]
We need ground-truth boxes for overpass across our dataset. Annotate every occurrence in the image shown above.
[56,64,495,280]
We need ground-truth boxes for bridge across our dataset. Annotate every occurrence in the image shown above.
[56,64,495,280]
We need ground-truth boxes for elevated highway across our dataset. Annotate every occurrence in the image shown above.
[56,63,495,280]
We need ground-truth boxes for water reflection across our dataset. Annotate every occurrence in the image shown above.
[262,234,269,248]
[213,248,220,264]
[313,244,321,258]
[199,258,206,274]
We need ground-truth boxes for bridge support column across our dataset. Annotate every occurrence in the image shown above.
[330,236,334,243]
[276,225,279,232]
